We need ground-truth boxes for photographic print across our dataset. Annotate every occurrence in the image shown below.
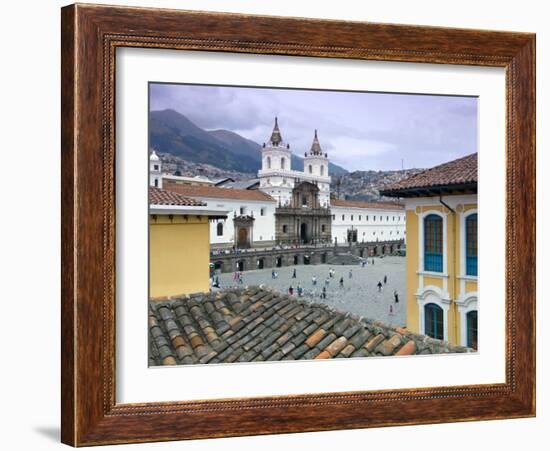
[147,83,479,367]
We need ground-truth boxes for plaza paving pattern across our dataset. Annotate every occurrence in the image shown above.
[216,256,406,328]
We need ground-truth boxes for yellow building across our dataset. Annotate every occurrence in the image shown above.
[149,186,227,298]
[381,153,478,348]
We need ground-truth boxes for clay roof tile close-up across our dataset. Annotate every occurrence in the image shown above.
[149,287,472,366]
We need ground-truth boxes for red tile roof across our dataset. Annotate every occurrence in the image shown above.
[149,186,206,207]
[380,153,477,197]
[163,181,276,202]
[331,198,404,210]
[149,287,472,366]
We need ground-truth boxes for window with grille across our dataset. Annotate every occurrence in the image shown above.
[466,213,478,276]
[424,303,444,340]
[466,310,478,349]
[424,214,443,272]
[216,222,223,236]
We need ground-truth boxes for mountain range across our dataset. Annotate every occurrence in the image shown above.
[149,109,349,176]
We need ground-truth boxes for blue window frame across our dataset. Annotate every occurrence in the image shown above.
[466,310,478,349]
[424,214,443,272]
[424,303,444,340]
[466,213,478,276]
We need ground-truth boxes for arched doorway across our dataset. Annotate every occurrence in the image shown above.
[300,223,308,244]
[321,253,327,264]
[237,260,245,272]
[303,255,310,265]
[214,261,223,272]
[276,256,282,267]
[257,258,264,269]
[293,255,299,265]
[372,246,378,256]
[237,228,248,248]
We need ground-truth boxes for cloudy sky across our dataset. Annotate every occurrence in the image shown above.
[150,83,477,171]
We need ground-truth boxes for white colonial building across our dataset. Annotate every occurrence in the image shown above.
[150,117,405,249]
[330,199,406,246]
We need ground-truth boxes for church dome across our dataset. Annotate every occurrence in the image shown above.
[150,150,160,162]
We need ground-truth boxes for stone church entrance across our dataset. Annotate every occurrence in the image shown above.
[237,228,248,247]
[300,222,309,244]
[233,215,254,249]
[274,181,332,245]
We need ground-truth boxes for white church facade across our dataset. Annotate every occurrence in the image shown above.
[150,118,405,250]
[258,118,331,208]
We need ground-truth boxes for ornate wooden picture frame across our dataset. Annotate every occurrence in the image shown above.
[61,3,535,446]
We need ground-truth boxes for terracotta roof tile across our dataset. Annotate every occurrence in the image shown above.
[163,181,276,202]
[148,287,472,366]
[149,186,207,207]
[380,153,477,196]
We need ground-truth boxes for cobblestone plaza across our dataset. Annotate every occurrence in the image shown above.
[216,256,406,327]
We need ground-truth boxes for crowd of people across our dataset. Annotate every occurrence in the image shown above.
[211,257,402,318]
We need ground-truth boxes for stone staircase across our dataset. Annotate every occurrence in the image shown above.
[326,252,363,265]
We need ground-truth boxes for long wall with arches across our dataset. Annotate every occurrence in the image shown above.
[210,240,404,274]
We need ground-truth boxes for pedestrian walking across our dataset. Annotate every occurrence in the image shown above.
[384,275,388,284]
[372,258,375,265]
[389,305,394,315]
[349,269,353,279]
[292,268,297,278]
[271,269,276,279]
[394,290,399,303]
[312,275,317,286]
[377,281,383,292]
[324,277,330,287]
[322,286,327,299]
[297,284,303,297]
[288,286,294,295]
[339,276,344,288]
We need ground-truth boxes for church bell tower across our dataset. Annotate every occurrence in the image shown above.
[149,150,162,188]
[258,117,294,206]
